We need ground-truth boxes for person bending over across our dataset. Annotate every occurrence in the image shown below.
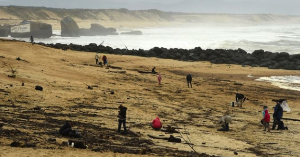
[217,111,232,131]
[59,122,73,136]
[235,92,246,108]
[151,117,162,130]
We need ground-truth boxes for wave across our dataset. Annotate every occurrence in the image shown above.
[256,76,300,91]
[219,39,300,54]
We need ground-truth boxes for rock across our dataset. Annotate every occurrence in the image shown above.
[80,24,118,36]
[10,21,52,38]
[61,17,80,37]
[199,53,207,60]
[48,138,56,142]
[110,90,114,94]
[121,30,142,35]
[35,86,43,91]
[252,49,264,59]
[168,135,181,143]
[10,141,21,147]
[234,151,238,155]
[0,25,10,37]
[33,106,42,111]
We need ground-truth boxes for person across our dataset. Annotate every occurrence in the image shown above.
[118,105,127,134]
[151,117,162,130]
[95,53,99,64]
[152,67,156,74]
[261,106,267,124]
[217,111,232,131]
[235,92,246,108]
[262,106,271,132]
[272,101,284,130]
[158,73,162,86]
[59,122,73,136]
[186,74,192,88]
[30,36,34,45]
[102,55,108,66]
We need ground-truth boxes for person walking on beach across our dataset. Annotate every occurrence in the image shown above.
[102,55,108,66]
[95,53,99,64]
[158,73,162,86]
[235,92,246,108]
[262,106,271,132]
[186,74,192,88]
[272,101,284,130]
[117,105,127,134]
[30,36,34,45]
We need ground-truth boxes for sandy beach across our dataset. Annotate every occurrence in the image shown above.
[1,39,300,156]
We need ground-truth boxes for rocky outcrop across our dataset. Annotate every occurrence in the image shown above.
[0,25,10,37]
[61,17,80,37]
[79,24,118,36]
[37,42,300,70]
[121,30,142,35]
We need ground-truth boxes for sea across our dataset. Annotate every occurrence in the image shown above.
[3,24,300,91]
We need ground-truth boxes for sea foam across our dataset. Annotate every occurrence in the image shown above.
[256,76,300,91]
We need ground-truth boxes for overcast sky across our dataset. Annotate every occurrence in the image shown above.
[1,0,300,15]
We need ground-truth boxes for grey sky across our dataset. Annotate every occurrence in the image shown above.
[1,0,300,15]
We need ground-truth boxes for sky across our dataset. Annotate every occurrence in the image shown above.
[0,0,300,15]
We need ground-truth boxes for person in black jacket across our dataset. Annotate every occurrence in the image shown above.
[272,101,286,130]
[59,122,73,136]
[235,92,246,108]
[118,105,127,133]
[186,74,192,88]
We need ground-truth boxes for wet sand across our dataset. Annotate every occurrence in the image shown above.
[0,39,300,156]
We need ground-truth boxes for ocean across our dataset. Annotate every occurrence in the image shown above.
[5,24,300,54]
[3,24,300,91]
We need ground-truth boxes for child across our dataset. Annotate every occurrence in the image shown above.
[158,73,162,85]
[263,107,271,132]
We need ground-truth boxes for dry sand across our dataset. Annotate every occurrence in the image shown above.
[0,39,300,156]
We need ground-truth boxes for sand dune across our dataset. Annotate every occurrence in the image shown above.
[0,39,300,156]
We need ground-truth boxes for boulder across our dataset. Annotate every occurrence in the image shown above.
[80,24,118,36]
[252,49,264,59]
[61,17,80,37]
[0,26,9,37]
[199,53,208,61]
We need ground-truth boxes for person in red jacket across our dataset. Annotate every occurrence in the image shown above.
[263,109,271,132]
[151,117,162,130]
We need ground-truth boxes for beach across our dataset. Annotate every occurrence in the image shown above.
[0,39,300,156]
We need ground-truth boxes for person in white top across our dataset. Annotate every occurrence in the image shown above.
[95,53,99,64]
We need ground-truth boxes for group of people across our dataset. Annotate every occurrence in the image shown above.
[261,100,288,132]
[217,93,289,132]
[95,53,108,66]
